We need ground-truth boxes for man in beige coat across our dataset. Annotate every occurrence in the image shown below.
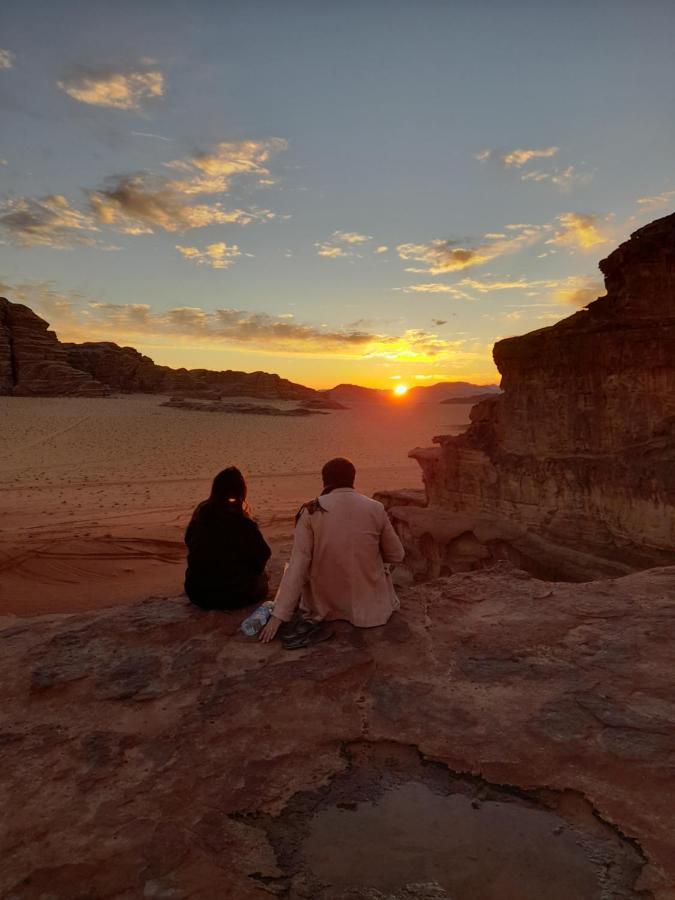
[259,457,405,647]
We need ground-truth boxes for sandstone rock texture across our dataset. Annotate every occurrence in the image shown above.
[1,564,674,898]
[385,214,675,580]
[64,341,316,400]
[0,298,107,397]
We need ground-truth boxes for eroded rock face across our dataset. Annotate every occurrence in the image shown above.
[1,565,673,898]
[399,214,675,578]
[0,298,107,396]
[64,341,316,399]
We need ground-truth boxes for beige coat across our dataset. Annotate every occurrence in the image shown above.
[273,488,405,626]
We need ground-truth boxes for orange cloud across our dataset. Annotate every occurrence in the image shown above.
[175,242,242,269]
[548,212,607,250]
[0,194,100,248]
[57,67,164,110]
[397,225,544,274]
[502,146,558,167]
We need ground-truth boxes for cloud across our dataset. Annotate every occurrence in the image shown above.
[314,229,373,258]
[164,138,287,194]
[331,230,371,244]
[0,194,99,248]
[89,173,259,234]
[550,166,593,190]
[548,212,607,250]
[397,225,544,275]
[175,242,241,269]
[432,319,448,325]
[87,139,285,235]
[315,242,350,258]
[474,149,491,162]
[3,280,486,368]
[374,245,388,254]
[550,275,603,307]
[458,277,534,293]
[0,49,14,70]
[403,283,473,299]
[502,146,558,167]
[520,165,593,191]
[1,138,286,246]
[132,131,174,142]
[57,66,164,110]
[0,159,7,166]
[636,189,675,210]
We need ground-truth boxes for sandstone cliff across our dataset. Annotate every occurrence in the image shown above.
[1,565,674,898]
[0,298,107,396]
[64,341,316,400]
[380,214,675,580]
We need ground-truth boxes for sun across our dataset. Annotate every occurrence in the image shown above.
[393,383,409,397]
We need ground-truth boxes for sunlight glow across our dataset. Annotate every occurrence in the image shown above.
[393,383,409,396]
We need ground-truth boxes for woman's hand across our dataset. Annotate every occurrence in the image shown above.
[259,615,283,643]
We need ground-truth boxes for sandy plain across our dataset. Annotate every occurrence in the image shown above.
[0,394,471,616]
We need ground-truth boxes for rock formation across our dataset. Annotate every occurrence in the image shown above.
[1,564,674,897]
[161,397,326,416]
[64,341,316,400]
[380,214,675,581]
[0,298,107,396]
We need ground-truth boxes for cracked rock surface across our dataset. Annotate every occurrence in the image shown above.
[1,562,674,898]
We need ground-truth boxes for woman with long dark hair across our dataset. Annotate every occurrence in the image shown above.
[184,467,271,610]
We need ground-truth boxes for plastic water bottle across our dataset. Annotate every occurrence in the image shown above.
[240,601,274,636]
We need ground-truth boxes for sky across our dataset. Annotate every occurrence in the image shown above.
[1,0,674,389]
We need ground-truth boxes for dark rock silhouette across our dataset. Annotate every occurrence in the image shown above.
[64,341,315,400]
[380,213,675,579]
[0,298,107,396]
[161,397,325,416]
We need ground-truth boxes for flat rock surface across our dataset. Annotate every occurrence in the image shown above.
[2,563,674,898]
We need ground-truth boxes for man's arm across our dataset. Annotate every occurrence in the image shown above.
[380,510,405,564]
[259,509,313,642]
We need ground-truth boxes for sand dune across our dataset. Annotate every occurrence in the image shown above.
[0,394,471,615]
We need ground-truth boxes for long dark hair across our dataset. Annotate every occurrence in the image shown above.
[206,466,250,517]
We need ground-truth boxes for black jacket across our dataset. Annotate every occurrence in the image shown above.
[184,501,271,608]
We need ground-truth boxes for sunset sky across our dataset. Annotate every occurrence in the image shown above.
[1,0,674,388]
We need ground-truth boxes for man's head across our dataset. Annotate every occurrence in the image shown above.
[321,457,356,489]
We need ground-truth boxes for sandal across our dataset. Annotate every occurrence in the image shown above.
[282,621,334,650]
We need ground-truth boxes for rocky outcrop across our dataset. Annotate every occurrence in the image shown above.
[0,298,107,396]
[64,341,316,400]
[161,397,325,416]
[1,564,674,898]
[62,342,197,394]
[383,214,675,580]
[300,397,349,410]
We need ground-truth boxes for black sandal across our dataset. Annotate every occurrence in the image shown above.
[282,621,334,650]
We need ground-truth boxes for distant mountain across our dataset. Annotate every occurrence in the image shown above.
[323,383,387,402]
[324,381,499,403]
[406,382,500,403]
[441,391,503,405]
[65,342,315,400]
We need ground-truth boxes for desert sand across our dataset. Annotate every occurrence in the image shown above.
[0,394,470,616]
